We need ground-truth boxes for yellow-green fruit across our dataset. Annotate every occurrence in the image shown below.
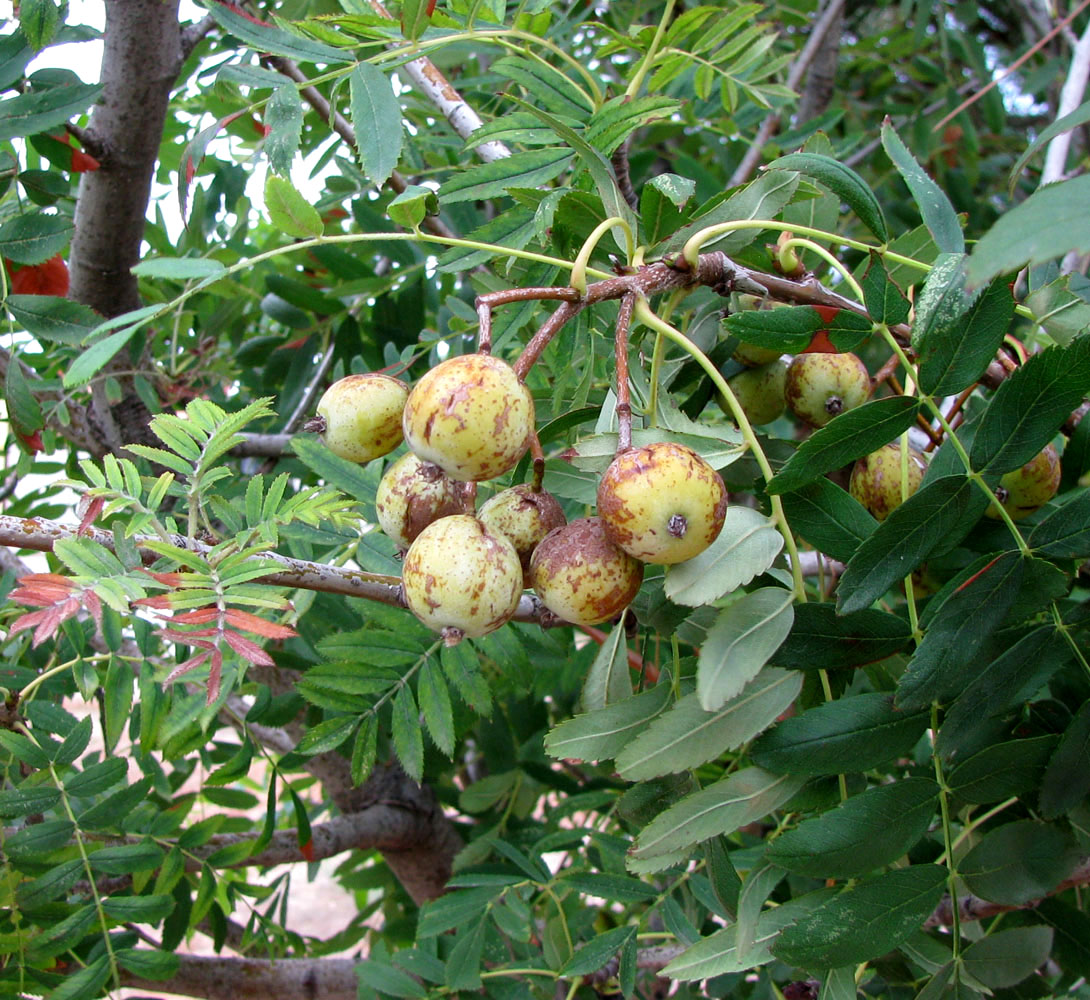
[784,352,871,427]
[721,360,787,426]
[732,341,783,367]
[403,354,534,482]
[478,484,567,585]
[986,443,1061,520]
[315,373,409,463]
[597,441,727,564]
[849,442,927,521]
[402,515,523,645]
[529,517,644,626]
[376,452,464,550]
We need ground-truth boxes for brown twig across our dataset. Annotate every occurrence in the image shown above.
[614,293,637,452]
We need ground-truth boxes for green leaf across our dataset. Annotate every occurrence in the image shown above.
[582,624,631,711]
[1026,273,1090,347]
[291,434,379,508]
[780,478,878,564]
[350,63,403,187]
[5,818,74,859]
[630,767,804,864]
[774,603,911,671]
[1030,488,1090,558]
[0,785,60,817]
[61,324,141,388]
[0,212,72,264]
[89,839,165,875]
[664,506,783,607]
[351,715,378,786]
[768,397,922,495]
[115,948,181,981]
[959,820,1078,905]
[436,207,536,272]
[438,148,574,205]
[0,729,51,769]
[5,356,42,438]
[962,927,1054,989]
[771,865,947,970]
[493,55,594,118]
[418,887,501,937]
[751,692,930,776]
[616,669,801,780]
[264,173,323,239]
[102,894,176,923]
[294,715,357,756]
[6,294,99,345]
[559,871,658,903]
[204,2,351,64]
[16,857,83,908]
[103,655,133,755]
[765,778,938,878]
[837,475,989,615]
[1039,699,1090,818]
[910,252,970,356]
[419,660,455,758]
[77,776,153,829]
[1009,99,1090,189]
[0,82,102,142]
[357,960,428,999]
[1038,898,1090,980]
[19,0,61,50]
[970,338,1090,474]
[263,83,303,174]
[130,256,225,280]
[946,735,1058,804]
[917,277,1015,396]
[544,682,671,763]
[724,304,821,354]
[388,183,440,229]
[654,169,800,256]
[861,256,911,326]
[392,684,424,782]
[880,121,964,253]
[895,550,1024,711]
[641,172,696,244]
[55,715,91,765]
[697,588,793,711]
[45,955,111,1000]
[445,915,487,991]
[967,174,1090,287]
[585,95,680,155]
[561,925,636,977]
[767,152,888,242]
[399,0,431,39]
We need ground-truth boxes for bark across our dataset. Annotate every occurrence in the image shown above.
[795,1,843,125]
[122,955,360,1000]
[68,0,186,455]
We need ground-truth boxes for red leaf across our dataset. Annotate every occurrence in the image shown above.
[70,149,100,172]
[8,256,69,296]
[141,570,189,588]
[164,650,211,684]
[299,838,315,862]
[77,495,105,535]
[158,626,219,641]
[223,608,296,639]
[172,608,221,625]
[812,305,841,325]
[206,647,223,704]
[16,429,43,453]
[133,594,174,609]
[802,330,838,354]
[222,629,274,666]
[252,116,272,137]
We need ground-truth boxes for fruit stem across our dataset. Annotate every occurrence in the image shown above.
[632,299,807,602]
[571,217,635,295]
[614,292,637,452]
[476,286,581,353]
[624,0,678,99]
[514,300,582,380]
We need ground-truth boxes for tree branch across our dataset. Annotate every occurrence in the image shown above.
[122,954,360,1000]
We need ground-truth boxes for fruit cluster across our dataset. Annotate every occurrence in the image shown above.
[312,354,728,644]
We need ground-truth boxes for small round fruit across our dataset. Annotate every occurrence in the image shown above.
[529,517,644,626]
[478,484,567,584]
[376,452,464,549]
[403,354,534,481]
[314,374,409,463]
[849,442,927,521]
[986,443,1061,520]
[732,341,783,367]
[402,515,523,644]
[597,442,727,564]
[720,360,787,426]
[784,352,870,427]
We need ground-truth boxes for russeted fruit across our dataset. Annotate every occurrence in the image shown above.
[403,354,534,481]
[402,515,523,645]
[720,360,787,426]
[529,517,644,626]
[376,452,464,550]
[597,441,727,564]
[478,484,566,585]
[784,352,870,427]
[986,443,1061,520]
[849,442,927,521]
[314,373,409,463]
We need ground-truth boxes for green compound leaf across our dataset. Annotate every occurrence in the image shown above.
[767,152,888,242]
[350,63,403,187]
[264,173,322,239]
[960,820,1079,905]
[773,603,911,671]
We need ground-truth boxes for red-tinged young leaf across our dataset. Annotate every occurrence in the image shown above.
[158,627,219,641]
[163,649,212,684]
[82,588,102,632]
[223,607,297,638]
[207,646,223,703]
[16,429,43,452]
[142,570,188,587]
[222,629,275,666]
[77,494,105,535]
[133,594,173,608]
[172,608,221,624]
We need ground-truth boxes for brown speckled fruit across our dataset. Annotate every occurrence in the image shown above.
[597,442,727,564]
[403,354,534,482]
[849,442,927,521]
[376,452,465,550]
[784,352,870,427]
[986,443,1061,520]
[402,515,523,645]
[529,517,644,626]
[314,373,409,463]
[720,359,788,426]
[478,484,567,585]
